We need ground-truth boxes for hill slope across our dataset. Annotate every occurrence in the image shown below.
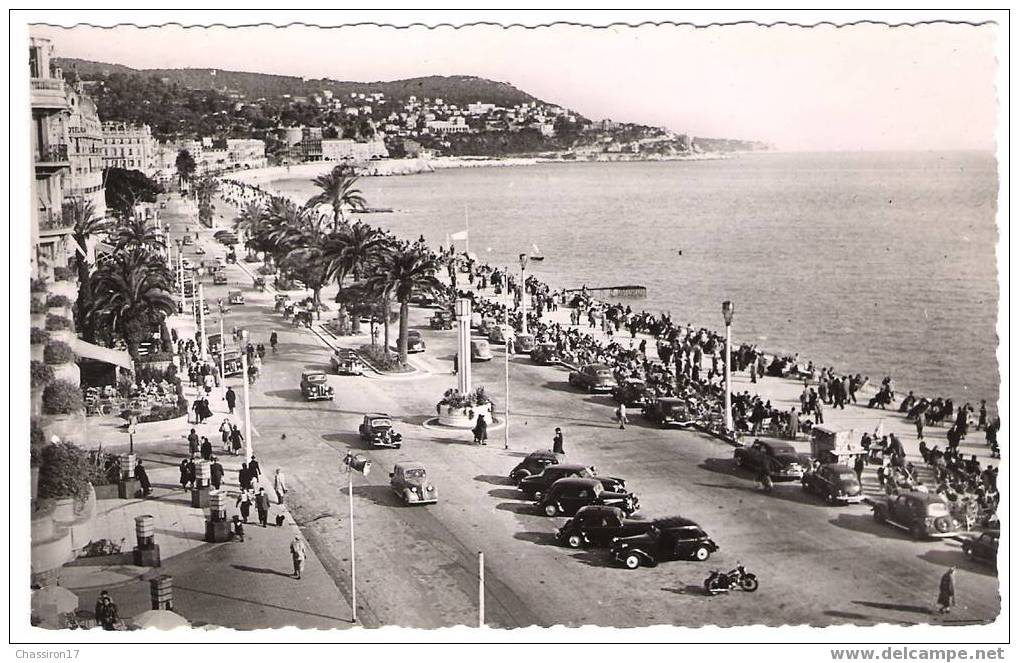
[55,58,541,107]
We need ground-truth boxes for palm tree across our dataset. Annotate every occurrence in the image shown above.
[233,200,267,261]
[87,248,175,359]
[110,215,166,252]
[62,198,107,342]
[306,164,367,229]
[323,221,386,293]
[369,244,444,365]
[175,150,196,189]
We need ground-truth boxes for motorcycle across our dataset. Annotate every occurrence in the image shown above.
[703,565,759,594]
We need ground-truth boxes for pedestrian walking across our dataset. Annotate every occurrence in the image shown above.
[236,489,253,523]
[249,455,262,482]
[274,468,288,505]
[853,454,866,483]
[225,387,237,414]
[290,536,307,579]
[220,418,232,453]
[187,428,200,456]
[239,462,252,491]
[936,567,956,614]
[200,437,213,461]
[255,488,271,527]
[977,400,987,431]
[552,427,565,455]
[472,413,488,446]
[230,425,243,456]
[915,409,926,441]
[616,402,628,430]
[179,458,191,490]
[210,457,224,490]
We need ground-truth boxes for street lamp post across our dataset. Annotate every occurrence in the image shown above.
[519,253,529,336]
[218,300,227,397]
[722,301,734,435]
[504,270,511,450]
[240,330,253,459]
[198,283,208,359]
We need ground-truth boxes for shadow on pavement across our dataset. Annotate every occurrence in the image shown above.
[822,609,877,622]
[541,381,580,394]
[488,488,523,500]
[918,549,996,576]
[352,484,400,507]
[495,502,537,515]
[230,564,294,578]
[828,513,905,541]
[513,531,560,547]
[322,432,361,448]
[569,548,612,568]
[473,474,511,486]
[262,389,308,402]
[851,600,932,615]
[661,584,710,597]
[698,457,743,479]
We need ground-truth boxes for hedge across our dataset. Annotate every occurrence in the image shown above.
[37,441,92,502]
[43,341,76,365]
[136,395,189,423]
[30,300,47,315]
[46,314,72,331]
[30,328,50,345]
[42,380,83,415]
[46,295,71,308]
[31,360,55,388]
[53,266,72,282]
[30,279,47,293]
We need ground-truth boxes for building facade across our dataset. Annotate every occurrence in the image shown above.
[56,83,106,219]
[226,138,268,169]
[321,137,389,162]
[101,122,156,176]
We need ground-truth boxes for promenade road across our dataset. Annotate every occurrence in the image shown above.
[171,192,998,628]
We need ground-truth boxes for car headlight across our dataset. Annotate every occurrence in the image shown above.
[426,484,434,492]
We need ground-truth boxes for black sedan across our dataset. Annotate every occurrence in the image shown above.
[801,463,864,504]
[509,449,560,484]
[610,517,719,568]
[556,505,654,548]
[518,463,626,500]
[734,439,805,481]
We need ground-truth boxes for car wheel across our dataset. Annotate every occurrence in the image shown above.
[624,554,641,569]
[543,503,559,517]
[801,481,809,492]
[734,454,744,467]
[567,534,584,549]
[825,492,837,506]
[532,490,542,501]
[694,546,711,561]
[911,524,926,541]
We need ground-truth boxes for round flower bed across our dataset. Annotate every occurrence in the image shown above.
[436,387,495,428]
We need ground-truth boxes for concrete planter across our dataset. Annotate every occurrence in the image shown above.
[49,281,77,302]
[31,344,44,363]
[47,304,72,320]
[31,313,46,328]
[31,467,40,502]
[31,390,43,418]
[437,401,493,429]
[47,329,75,346]
[41,411,87,445]
[93,483,119,500]
[51,498,75,524]
[51,362,80,387]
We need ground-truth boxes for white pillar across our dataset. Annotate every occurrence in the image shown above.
[240,330,253,459]
[455,298,472,394]
[478,551,485,628]
[724,323,733,434]
[519,260,528,336]
[504,273,510,450]
[349,469,357,623]
[219,309,226,396]
[198,284,208,359]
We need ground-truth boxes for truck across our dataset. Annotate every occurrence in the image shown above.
[810,425,863,465]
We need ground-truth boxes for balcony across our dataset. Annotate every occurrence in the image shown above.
[38,209,74,237]
[35,143,70,173]
[30,78,69,113]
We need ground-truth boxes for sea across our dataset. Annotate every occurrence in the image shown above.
[267,151,1001,406]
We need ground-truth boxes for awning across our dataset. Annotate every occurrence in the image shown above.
[72,338,134,372]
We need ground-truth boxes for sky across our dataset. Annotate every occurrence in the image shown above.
[29,20,999,151]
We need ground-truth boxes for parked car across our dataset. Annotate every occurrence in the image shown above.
[512,333,536,354]
[613,378,655,409]
[801,463,864,504]
[182,235,193,245]
[213,270,228,285]
[530,342,561,365]
[610,517,719,568]
[642,397,697,427]
[961,530,999,565]
[330,348,365,376]
[556,505,656,549]
[489,324,514,345]
[567,363,618,393]
[229,290,245,305]
[535,477,638,518]
[519,463,626,500]
[406,330,426,353]
[471,339,493,361]
[477,317,498,337]
[429,310,454,330]
[358,413,402,448]
[871,491,960,539]
[214,256,226,268]
[389,462,437,505]
[195,245,206,255]
[299,371,334,401]
[734,439,806,481]
[409,293,437,306]
[509,449,560,484]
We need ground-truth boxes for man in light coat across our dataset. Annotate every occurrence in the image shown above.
[274,468,288,505]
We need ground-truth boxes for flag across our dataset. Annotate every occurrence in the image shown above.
[450,230,468,241]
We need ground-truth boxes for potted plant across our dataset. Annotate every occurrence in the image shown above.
[45,314,72,331]
[30,328,49,362]
[436,386,495,428]
[46,295,72,319]
[37,441,93,517]
[30,299,46,327]
[31,361,55,416]
[43,341,76,365]
[41,379,85,443]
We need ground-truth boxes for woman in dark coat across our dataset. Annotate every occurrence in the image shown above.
[472,414,488,446]
[179,458,190,489]
[230,426,244,455]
